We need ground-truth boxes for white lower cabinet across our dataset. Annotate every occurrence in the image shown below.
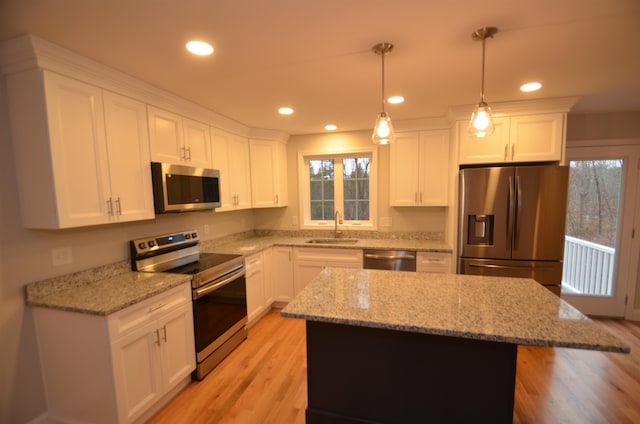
[32,283,195,424]
[272,246,294,304]
[416,252,452,273]
[245,251,274,325]
[292,247,363,295]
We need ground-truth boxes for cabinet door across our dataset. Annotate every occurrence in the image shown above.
[228,134,253,209]
[245,252,265,323]
[148,106,184,164]
[275,141,289,206]
[510,113,563,162]
[111,320,162,423]
[272,247,294,303]
[293,261,325,296]
[249,139,288,208]
[263,248,274,306]
[390,132,421,206]
[183,118,212,167]
[44,72,111,227]
[419,130,449,206]
[250,139,278,208]
[103,91,155,222]
[458,117,510,165]
[211,128,234,211]
[158,303,196,391]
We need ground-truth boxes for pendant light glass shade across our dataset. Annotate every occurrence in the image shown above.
[468,27,497,138]
[371,42,395,144]
[372,111,395,144]
[469,101,494,138]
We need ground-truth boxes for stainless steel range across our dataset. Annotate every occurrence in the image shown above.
[130,229,247,380]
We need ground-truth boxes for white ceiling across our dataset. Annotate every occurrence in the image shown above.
[1,0,639,135]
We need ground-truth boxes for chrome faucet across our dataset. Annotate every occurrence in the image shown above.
[334,210,343,238]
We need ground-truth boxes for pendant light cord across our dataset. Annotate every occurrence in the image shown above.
[480,36,486,103]
[381,51,386,112]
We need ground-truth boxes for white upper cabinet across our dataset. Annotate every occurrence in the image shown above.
[211,128,252,211]
[390,129,450,207]
[102,91,155,222]
[249,139,288,208]
[148,106,212,168]
[458,113,564,165]
[5,69,154,228]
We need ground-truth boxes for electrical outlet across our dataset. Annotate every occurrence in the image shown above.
[52,247,73,266]
[204,224,210,235]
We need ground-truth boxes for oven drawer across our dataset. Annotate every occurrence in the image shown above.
[108,283,191,340]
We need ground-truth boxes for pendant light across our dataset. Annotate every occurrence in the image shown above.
[371,42,395,144]
[469,27,498,138]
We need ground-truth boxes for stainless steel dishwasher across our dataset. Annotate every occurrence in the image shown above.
[363,249,417,271]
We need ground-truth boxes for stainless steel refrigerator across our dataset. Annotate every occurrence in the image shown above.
[458,165,569,293]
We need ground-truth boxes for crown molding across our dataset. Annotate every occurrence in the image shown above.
[446,96,581,123]
[0,33,255,138]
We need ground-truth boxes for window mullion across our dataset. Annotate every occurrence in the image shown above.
[335,160,345,219]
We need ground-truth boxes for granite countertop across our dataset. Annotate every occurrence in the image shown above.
[24,234,451,316]
[203,235,452,256]
[281,267,630,353]
[25,270,191,316]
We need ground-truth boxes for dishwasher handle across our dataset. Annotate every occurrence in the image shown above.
[364,253,416,261]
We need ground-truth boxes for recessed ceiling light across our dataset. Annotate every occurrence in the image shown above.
[520,82,542,92]
[186,40,214,56]
[387,96,405,104]
[278,107,294,115]
[324,124,337,131]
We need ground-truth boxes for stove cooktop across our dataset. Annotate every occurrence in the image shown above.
[166,252,243,275]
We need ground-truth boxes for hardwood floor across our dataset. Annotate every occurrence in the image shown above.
[149,309,640,424]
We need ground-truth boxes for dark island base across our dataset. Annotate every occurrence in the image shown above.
[305,321,517,424]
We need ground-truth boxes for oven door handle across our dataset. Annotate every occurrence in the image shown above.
[193,268,246,300]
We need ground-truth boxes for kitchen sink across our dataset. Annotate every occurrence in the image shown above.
[305,238,359,244]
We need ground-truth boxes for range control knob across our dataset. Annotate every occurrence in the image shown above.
[138,242,146,250]
[191,232,198,239]
[148,241,156,247]
[185,233,191,239]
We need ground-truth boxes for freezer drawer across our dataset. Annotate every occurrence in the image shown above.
[459,258,563,286]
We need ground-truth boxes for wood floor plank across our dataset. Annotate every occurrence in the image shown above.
[149,309,640,424]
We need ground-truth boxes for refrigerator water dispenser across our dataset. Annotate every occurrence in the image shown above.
[467,214,494,245]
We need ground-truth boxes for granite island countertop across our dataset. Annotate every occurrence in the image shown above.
[281,267,629,353]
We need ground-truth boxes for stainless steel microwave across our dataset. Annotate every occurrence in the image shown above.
[151,162,221,213]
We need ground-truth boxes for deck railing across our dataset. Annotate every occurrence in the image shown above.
[562,235,615,296]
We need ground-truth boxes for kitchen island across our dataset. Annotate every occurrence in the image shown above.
[281,268,629,424]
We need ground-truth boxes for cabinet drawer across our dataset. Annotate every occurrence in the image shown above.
[416,252,452,273]
[108,283,191,340]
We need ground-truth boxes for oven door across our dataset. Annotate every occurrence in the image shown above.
[192,267,247,363]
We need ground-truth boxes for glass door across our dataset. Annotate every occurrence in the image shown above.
[562,145,640,317]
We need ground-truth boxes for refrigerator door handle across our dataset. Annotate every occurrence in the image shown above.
[468,263,556,271]
[515,175,522,249]
[507,176,514,246]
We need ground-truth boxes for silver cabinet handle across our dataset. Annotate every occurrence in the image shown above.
[154,329,161,346]
[186,146,192,161]
[511,144,515,160]
[504,144,508,161]
[161,325,167,343]
[106,198,113,216]
[115,197,122,216]
[180,146,187,160]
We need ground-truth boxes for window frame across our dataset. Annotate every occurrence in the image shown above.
[298,147,378,230]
